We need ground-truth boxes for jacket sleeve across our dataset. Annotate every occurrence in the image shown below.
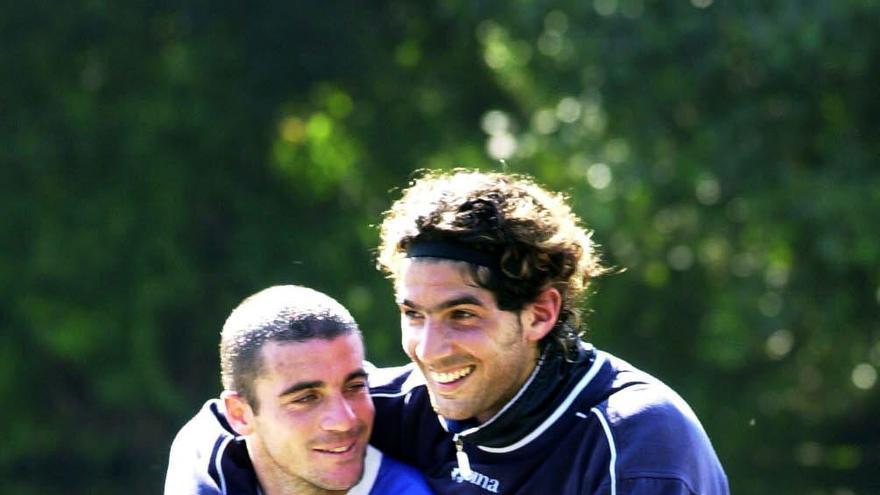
[163,431,222,495]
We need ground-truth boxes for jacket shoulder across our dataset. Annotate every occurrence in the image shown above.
[164,400,231,494]
[164,400,257,495]
[594,355,729,494]
[367,361,422,395]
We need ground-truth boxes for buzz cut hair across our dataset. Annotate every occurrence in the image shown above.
[219,285,359,410]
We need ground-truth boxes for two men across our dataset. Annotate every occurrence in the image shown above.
[163,285,431,494]
[166,169,729,494]
[368,170,729,494]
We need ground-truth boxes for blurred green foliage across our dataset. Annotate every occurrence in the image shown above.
[2,1,878,494]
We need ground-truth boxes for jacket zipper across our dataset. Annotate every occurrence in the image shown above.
[453,434,473,479]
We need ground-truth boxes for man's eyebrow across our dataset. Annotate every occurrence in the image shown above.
[278,380,323,398]
[398,295,486,312]
[278,369,368,397]
[347,369,369,382]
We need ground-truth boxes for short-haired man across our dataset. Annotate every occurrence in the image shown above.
[163,285,432,495]
[370,170,729,494]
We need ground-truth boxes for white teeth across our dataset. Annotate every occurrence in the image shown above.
[323,445,351,453]
[430,366,474,384]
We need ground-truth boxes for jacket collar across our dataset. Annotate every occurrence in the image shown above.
[440,343,599,450]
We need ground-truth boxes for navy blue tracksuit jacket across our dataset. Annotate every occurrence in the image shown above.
[369,345,729,494]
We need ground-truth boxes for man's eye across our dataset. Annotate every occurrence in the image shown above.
[346,381,368,393]
[451,310,476,320]
[292,394,318,404]
[403,309,423,320]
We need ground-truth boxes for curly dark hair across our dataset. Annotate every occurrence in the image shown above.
[377,169,607,359]
[219,285,359,411]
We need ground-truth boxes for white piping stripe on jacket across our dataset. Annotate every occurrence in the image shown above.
[591,406,617,495]
[477,351,608,453]
[347,445,382,495]
[371,391,411,398]
[371,365,424,399]
[215,436,233,495]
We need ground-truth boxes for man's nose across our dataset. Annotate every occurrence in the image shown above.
[320,395,359,432]
[414,317,452,364]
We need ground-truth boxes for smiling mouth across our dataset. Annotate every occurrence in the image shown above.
[314,442,356,454]
[429,365,475,384]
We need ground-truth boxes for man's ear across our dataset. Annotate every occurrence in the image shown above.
[521,287,562,342]
[222,391,255,436]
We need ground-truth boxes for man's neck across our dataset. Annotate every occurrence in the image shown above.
[248,441,348,495]
[256,476,347,495]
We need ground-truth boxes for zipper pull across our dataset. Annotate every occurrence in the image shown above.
[454,434,472,480]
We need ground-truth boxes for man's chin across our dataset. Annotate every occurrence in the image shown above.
[309,445,368,489]
[430,397,477,421]
[313,467,364,492]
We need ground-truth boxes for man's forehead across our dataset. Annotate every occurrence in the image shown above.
[396,259,497,308]
[259,335,364,372]
[398,258,480,285]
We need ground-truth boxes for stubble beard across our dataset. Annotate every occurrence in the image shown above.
[255,442,365,495]
[428,319,535,422]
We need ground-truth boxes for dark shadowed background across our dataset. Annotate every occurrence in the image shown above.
[2,1,878,493]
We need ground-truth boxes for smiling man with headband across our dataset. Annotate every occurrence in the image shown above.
[368,169,729,494]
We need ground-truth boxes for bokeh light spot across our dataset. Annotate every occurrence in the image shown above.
[306,113,333,141]
[852,363,877,390]
[481,110,511,135]
[699,237,730,268]
[538,32,564,57]
[556,97,582,123]
[280,117,305,143]
[594,0,618,16]
[545,11,569,33]
[653,209,678,234]
[644,261,669,287]
[765,329,794,360]
[828,445,862,469]
[765,263,790,288]
[758,292,783,317]
[696,177,721,205]
[487,133,517,160]
[604,138,631,163]
[587,163,612,189]
[667,245,694,271]
[325,90,354,118]
[532,108,559,134]
[395,40,421,67]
